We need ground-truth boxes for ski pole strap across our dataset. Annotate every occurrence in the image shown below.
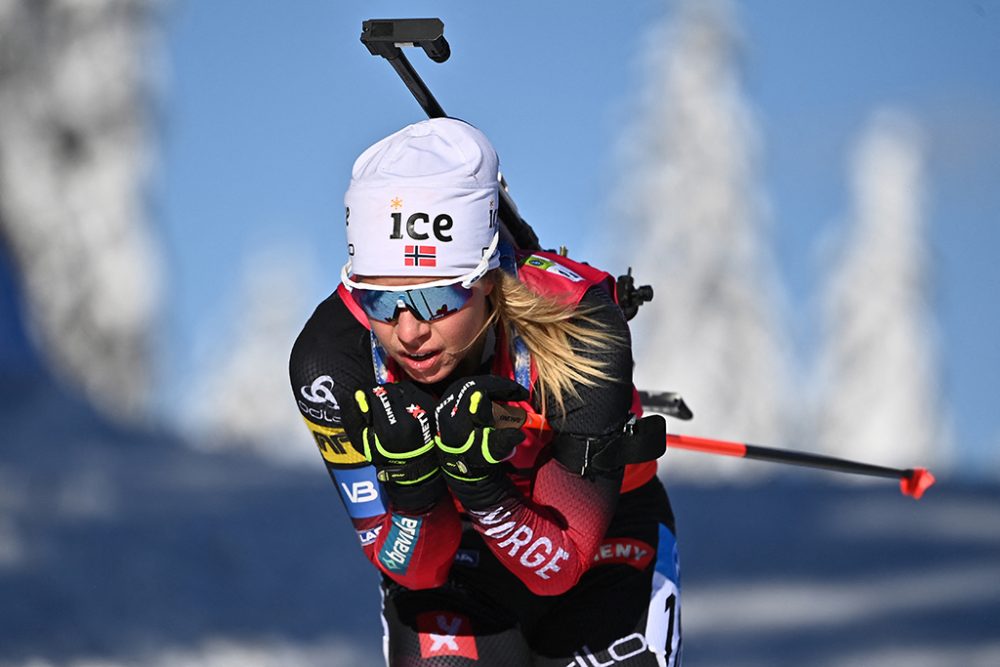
[551,414,666,477]
[373,456,441,486]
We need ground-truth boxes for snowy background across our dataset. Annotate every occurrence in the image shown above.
[2,0,999,664]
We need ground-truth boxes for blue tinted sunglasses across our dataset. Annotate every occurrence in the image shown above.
[349,281,475,323]
[339,234,496,323]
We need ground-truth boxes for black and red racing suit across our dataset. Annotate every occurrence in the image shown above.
[289,251,681,665]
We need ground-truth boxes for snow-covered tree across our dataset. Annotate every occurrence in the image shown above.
[607,0,794,477]
[0,0,163,419]
[814,109,950,467]
[183,245,319,466]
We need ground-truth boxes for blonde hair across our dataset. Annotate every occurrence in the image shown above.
[485,270,623,419]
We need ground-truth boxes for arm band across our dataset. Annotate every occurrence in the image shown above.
[550,414,666,477]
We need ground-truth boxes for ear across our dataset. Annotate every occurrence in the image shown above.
[479,273,496,298]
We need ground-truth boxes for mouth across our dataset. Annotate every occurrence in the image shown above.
[398,349,443,372]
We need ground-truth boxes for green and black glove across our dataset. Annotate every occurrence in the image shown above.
[352,382,445,513]
[434,375,530,509]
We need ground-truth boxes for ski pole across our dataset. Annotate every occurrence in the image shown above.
[663,433,935,500]
[360,18,541,252]
[492,404,935,499]
[637,390,934,498]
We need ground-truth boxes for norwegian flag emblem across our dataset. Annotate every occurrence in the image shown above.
[404,245,437,267]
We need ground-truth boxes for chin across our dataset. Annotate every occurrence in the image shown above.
[415,367,453,385]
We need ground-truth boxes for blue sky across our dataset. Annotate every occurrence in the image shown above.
[155,1,999,471]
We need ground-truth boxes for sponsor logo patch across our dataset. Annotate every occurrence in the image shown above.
[298,376,342,424]
[298,399,340,424]
[569,632,651,665]
[357,525,382,547]
[371,386,397,424]
[306,419,366,465]
[592,537,654,570]
[405,403,434,444]
[389,210,454,243]
[378,515,422,573]
[333,466,385,519]
[454,549,480,567]
[300,375,339,406]
[523,255,584,282]
[417,611,478,660]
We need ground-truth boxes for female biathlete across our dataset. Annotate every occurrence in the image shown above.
[289,118,681,666]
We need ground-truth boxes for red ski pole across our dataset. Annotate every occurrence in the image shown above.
[496,404,935,499]
[664,433,935,500]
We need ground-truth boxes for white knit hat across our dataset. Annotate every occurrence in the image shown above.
[343,118,501,283]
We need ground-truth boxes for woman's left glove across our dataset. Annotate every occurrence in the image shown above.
[352,382,445,513]
[434,376,529,509]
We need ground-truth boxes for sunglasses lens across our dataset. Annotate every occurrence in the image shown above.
[352,283,474,322]
[351,290,404,322]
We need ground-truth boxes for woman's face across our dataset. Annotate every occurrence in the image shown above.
[364,276,494,385]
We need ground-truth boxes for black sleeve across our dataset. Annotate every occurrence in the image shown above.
[288,291,375,466]
[542,285,634,437]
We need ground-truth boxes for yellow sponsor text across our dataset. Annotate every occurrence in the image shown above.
[305,419,366,465]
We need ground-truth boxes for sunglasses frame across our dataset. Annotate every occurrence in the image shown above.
[340,231,499,323]
[349,281,476,323]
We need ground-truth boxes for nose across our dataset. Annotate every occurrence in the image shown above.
[394,309,431,348]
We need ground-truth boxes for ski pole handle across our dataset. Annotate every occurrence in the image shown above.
[491,403,548,432]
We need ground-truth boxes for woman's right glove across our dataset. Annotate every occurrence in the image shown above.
[351,382,445,513]
[434,375,529,510]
